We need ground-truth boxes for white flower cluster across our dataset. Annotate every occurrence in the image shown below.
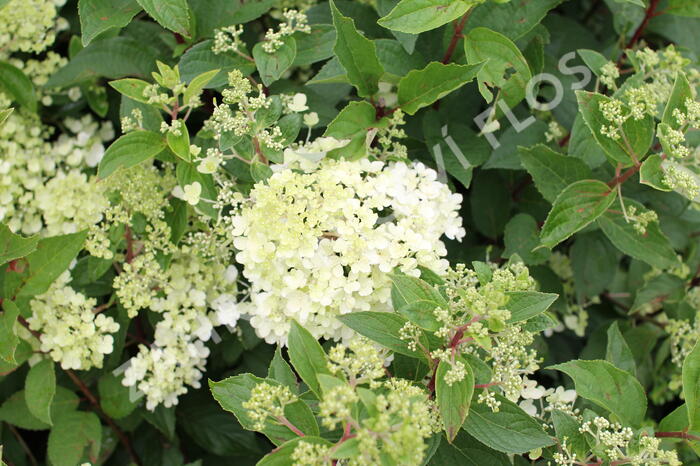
[518,379,577,417]
[0,0,67,57]
[28,271,120,370]
[121,248,239,410]
[230,158,465,343]
[0,97,113,235]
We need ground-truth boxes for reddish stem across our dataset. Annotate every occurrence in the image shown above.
[124,225,135,264]
[625,0,661,50]
[655,431,700,442]
[67,369,142,465]
[474,382,500,389]
[558,133,571,147]
[442,12,472,64]
[276,416,305,437]
[607,164,641,188]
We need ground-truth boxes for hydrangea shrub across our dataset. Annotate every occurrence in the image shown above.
[1,0,700,465]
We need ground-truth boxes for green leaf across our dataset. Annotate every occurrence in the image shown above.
[250,161,273,183]
[47,37,158,89]
[639,154,671,191]
[389,272,446,331]
[166,121,191,162]
[549,359,646,427]
[614,0,645,6]
[268,347,298,393]
[179,40,256,88]
[0,387,79,431]
[667,0,700,17]
[25,359,56,425]
[183,69,219,107]
[141,405,176,441]
[397,62,482,115]
[436,355,474,442]
[47,411,102,466]
[576,91,655,166]
[189,0,276,38]
[98,373,139,419]
[683,342,700,431]
[570,231,618,301]
[503,214,550,265]
[179,392,262,457]
[0,300,20,364]
[464,27,532,108]
[505,291,558,323]
[136,0,190,36]
[518,144,593,204]
[469,171,512,238]
[662,72,692,129]
[577,49,609,77]
[337,311,428,360]
[15,231,88,298]
[108,78,150,103]
[464,0,564,40]
[0,224,39,265]
[98,130,166,178]
[252,36,297,87]
[324,100,382,159]
[551,410,589,459]
[540,180,617,249]
[293,24,336,66]
[257,437,333,466]
[378,0,479,34]
[0,62,36,112]
[463,394,555,453]
[210,374,319,444]
[597,198,678,269]
[78,0,142,46]
[287,320,331,397]
[630,273,685,314]
[330,0,384,98]
[606,321,636,375]
[430,430,510,465]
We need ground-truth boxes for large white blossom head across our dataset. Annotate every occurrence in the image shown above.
[230,158,465,343]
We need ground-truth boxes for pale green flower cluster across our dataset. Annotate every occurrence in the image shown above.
[401,262,543,408]
[212,25,245,55]
[120,246,239,410]
[0,0,66,57]
[350,379,439,466]
[554,416,680,466]
[667,309,699,376]
[599,46,698,145]
[625,205,659,235]
[291,442,331,466]
[600,61,620,89]
[229,158,465,343]
[206,70,286,152]
[327,337,386,386]
[370,108,408,160]
[545,120,565,143]
[242,382,297,431]
[28,271,120,370]
[261,9,310,53]
[318,384,358,429]
[662,163,700,200]
[90,163,176,261]
[35,170,109,236]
